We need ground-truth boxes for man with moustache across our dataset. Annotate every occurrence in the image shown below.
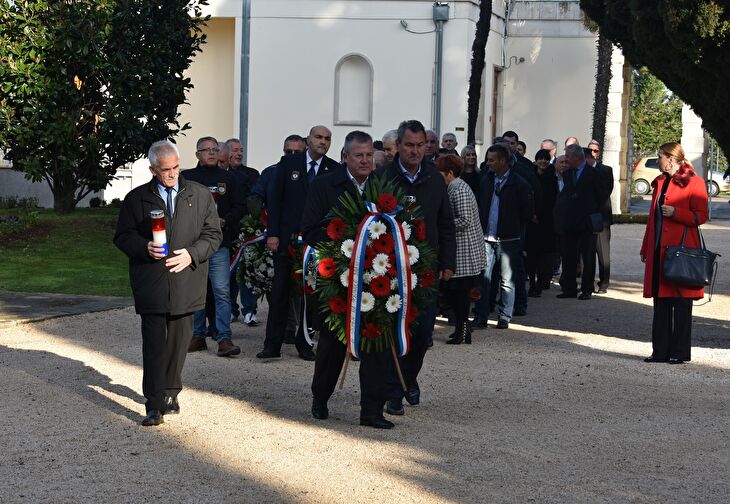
[301,131,394,429]
[257,125,342,360]
[226,138,259,187]
[378,120,456,416]
[114,140,222,426]
[182,137,245,356]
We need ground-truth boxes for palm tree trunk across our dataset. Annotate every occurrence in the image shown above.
[591,31,613,148]
[467,1,493,146]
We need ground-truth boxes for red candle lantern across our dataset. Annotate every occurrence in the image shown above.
[150,209,168,256]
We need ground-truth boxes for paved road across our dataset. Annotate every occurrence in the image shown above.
[630,194,730,220]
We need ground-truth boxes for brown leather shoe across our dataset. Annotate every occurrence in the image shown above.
[217,339,241,357]
[188,337,207,353]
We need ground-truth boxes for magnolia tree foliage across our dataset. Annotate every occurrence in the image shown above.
[0,1,208,212]
[580,0,730,163]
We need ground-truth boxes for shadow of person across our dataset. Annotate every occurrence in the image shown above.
[0,344,144,423]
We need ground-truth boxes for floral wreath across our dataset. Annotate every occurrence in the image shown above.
[310,176,436,358]
[234,209,272,299]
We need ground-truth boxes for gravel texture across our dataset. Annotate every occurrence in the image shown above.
[1,223,728,503]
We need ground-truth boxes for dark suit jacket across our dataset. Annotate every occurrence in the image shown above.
[479,169,531,240]
[267,151,341,249]
[553,162,608,235]
[596,162,614,225]
[301,168,360,248]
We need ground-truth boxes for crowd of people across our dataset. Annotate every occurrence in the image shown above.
[115,122,708,428]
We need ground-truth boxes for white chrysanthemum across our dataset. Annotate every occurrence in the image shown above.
[362,271,373,285]
[386,294,402,313]
[390,278,399,291]
[306,274,317,289]
[360,292,375,312]
[411,273,418,287]
[258,263,268,271]
[340,270,349,288]
[400,221,412,241]
[340,239,354,258]
[372,253,391,275]
[368,220,387,240]
[267,268,274,277]
[407,245,420,266]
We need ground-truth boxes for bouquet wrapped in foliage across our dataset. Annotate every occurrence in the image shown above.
[234,209,271,299]
[312,177,436,358]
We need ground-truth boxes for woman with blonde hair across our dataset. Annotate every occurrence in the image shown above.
[459,145,480,199]
[640,142,708,364]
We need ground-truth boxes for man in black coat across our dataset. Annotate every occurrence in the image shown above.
[258,125,342,360]
[114,140,222,426]
[377,120,456,417]
[554,143,609,300]
[587,140,614,293]
[182,137,245,357]
[473,144,532,329]
[301,130,394,429]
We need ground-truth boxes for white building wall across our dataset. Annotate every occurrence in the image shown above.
[501,0,597,157]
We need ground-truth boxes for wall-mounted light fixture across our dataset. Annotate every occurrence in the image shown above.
[503,56,526,69]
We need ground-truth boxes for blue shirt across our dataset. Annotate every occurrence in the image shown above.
[486,169,510,241]
[157,180,179,215]
[398,159,421,183]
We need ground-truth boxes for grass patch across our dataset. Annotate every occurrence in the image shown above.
[0,208,131,297]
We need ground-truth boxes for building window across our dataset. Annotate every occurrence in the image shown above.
[334,54,373,126]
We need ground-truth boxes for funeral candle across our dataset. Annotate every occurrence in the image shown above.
[208,186,220,204]
[150,209,168,256]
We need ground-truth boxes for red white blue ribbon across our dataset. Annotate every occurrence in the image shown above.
[345,202,411,359]
[229,233,266,274]
[301,243,316,346]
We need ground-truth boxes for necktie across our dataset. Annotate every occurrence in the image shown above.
[165,187,174,217]
[308,160,317,183]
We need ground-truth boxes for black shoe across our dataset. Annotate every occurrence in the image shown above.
[556,292,577,299]
[578,292,592,300]
[405,387,420,406]
[496,319,509,329]
[163,396,180,415]
[471,318,489,330]
[385,399,404,415]
[527,289,541,298]
[596,287,608,294]
[311,400,329,420]
[669,358,685,365]
[297,345,316,361]
[360,416,394,429]
[643,356,669,363]
[141,410,164,426]
[513,308,527,316]
[256,349,281,359]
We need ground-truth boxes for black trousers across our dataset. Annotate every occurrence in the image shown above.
[263,253,309,353]
[652,297,693,361]
[386,294,438,400]
[596,225,611,290]
[526,251,556,292]
[140,313,193,412]
[560,230,596,295]
[311,328,388,417]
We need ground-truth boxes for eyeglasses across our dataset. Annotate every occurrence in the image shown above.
[197,147,219,154]
[589,148,600,153]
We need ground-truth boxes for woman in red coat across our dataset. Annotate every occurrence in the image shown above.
[640,142,708,364]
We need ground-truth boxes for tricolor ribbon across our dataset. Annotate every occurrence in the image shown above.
[229,233,266,274]
[301,241,317,346]
[346,202,412,359]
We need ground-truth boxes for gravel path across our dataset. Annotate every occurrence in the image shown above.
[1,223,728,503]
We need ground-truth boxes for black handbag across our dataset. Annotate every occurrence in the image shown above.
[663,215,720,288]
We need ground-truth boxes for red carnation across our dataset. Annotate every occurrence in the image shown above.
[362,322,382,340]
[317,258,337,278]
[419,270,435,288]
[328,296,347,314]
[365,246,376,259]
[369,275,391,297]
[406,306,419,324]
[414,220,427,241]
[377,193,397,213]
[373,233,395,254]
[326,218,346,240]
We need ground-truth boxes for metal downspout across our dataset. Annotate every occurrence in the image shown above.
[240,0,251,165]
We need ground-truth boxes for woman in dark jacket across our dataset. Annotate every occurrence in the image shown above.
[459,145,481,199]
[640,142,708,364]
[525,149,558,296]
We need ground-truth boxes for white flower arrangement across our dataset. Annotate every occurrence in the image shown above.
[360,292,375,312]
[386,294,402,313]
